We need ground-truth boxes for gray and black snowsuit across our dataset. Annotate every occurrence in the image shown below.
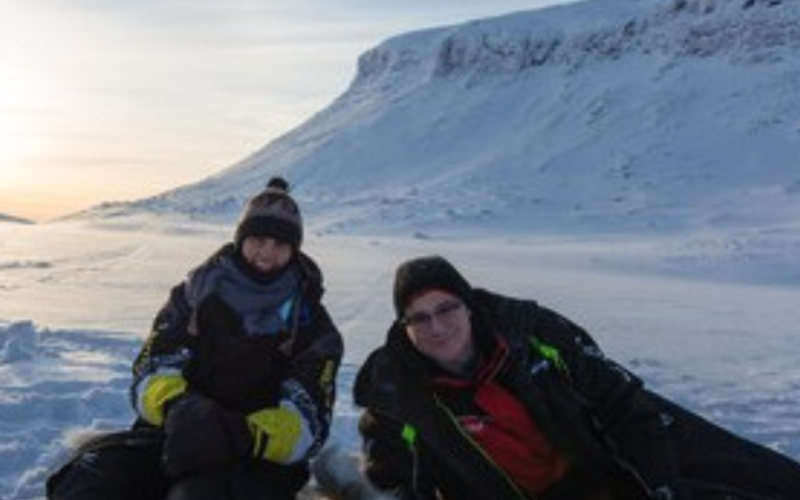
[48,244,343,500]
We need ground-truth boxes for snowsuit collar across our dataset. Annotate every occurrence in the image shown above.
[184,243,324,307]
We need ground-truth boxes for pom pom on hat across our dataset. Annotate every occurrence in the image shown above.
[393,255,473,318]
[234,176,303,249]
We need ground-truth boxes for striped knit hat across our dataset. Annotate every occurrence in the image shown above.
[234,176,303,249]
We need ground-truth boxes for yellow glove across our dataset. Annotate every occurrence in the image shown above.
[247,400,315,464]
[136,371,187,426]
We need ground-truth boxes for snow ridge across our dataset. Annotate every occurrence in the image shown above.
[70,0,800,247]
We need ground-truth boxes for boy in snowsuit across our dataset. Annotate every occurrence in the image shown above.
[48,177,343,500]
[355,255,800,500]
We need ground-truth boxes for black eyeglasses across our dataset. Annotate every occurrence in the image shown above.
[402,300,465,332]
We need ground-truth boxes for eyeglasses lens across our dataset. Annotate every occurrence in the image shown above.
[404,301,463,331]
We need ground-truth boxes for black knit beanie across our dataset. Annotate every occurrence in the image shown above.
[234,176,303,249]
[393,255,473,318]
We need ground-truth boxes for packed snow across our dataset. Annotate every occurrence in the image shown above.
[2,0,800,498]
[2,219,799,499]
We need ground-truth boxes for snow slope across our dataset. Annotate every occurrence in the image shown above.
[68,0,800,286]
[0,224,800,500]
[76,0,800,239]
[1,223,800,500]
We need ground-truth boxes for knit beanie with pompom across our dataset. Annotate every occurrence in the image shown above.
[234,176,303,249]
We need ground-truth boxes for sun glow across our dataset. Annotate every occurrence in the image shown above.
[0,69,46,186]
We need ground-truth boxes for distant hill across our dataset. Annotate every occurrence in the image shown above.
[0,213,33,225]
[76,0,800,237]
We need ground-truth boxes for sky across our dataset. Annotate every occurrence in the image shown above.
[0,0,575,222]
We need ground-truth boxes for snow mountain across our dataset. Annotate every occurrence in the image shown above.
[79,0,800,237]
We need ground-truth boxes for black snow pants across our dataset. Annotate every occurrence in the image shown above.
[653,393,800,500]
[46,427,309,500]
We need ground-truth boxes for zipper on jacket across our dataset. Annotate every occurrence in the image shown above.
[279,292,303,356]
[606,443,666,500]
[401,423,420,492]
[529,336,655,498]
[434,396,533,500]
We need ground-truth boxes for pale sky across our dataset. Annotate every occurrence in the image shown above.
[0,0,573,222]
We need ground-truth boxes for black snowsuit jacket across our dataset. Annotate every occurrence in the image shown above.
[132,245,342,417]
[126,244,342,492]
[48,246,344,500]
[354,289,800,500]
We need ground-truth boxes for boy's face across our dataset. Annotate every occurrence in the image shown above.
[241,235,293,274]
[402,289,474,373]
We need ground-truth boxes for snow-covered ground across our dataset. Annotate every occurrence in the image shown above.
[1,219,799,499]
[3,0,800,498]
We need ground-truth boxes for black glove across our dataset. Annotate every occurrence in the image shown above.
[162,392,252,478]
